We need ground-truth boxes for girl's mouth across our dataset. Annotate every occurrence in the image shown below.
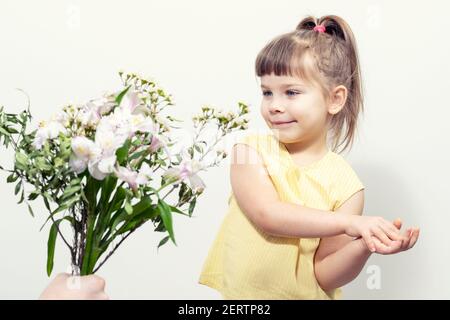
[270,120,297,127]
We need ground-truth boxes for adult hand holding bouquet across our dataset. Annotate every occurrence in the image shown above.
[0,72,249,278]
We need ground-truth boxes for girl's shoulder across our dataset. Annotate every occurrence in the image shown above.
[233,132,282,159]
[326,152,365,210]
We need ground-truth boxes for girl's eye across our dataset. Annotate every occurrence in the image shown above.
[286,90,300,96]
[262,90,301,97]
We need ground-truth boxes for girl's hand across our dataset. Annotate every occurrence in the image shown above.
[39,273,109,300]
[344,215,408,252]
[371,219,420,255]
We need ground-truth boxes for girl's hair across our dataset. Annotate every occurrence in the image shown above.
[255,15,363,154]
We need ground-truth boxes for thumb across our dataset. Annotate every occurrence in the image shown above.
[393,218,402,230]
[83,274,106,291]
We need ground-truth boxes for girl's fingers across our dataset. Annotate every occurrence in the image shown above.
[400,229,411,251]
[372,237,391,254]
[372,237,402,255]
[371,237,381,253]
[363,233,376,252]
[382,221,407,242]
[373,227,393,247]
[391,240,403,253]
[407,229,420,250]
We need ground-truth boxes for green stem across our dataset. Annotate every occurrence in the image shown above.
[156,179,177,193]
[81,211,95,275]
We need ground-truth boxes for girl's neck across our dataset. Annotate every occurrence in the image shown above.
[282,132,329,165]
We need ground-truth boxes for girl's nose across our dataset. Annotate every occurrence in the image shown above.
[269,104,285,113]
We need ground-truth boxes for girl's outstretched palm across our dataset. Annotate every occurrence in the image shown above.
[371,219,420,255]
[345,215,408,252]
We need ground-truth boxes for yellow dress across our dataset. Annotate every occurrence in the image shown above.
[199,133,365,299]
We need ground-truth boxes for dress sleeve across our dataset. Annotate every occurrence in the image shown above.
[333,160,365,210]
[233,133,260,149]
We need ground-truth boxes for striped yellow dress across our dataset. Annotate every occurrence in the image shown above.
[199,133,365,299]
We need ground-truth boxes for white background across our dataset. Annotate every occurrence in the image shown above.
[0,0,449,299]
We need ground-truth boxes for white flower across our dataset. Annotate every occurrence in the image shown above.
[130,114,154,133]
[79,107,101,127]
[119,90,140,114]
[69,134,119,180]
[69,156,88,174]
[154,114,171,131]
[115,166,139,190]
[115,163,153,190]
[51,111,70,127]
[148,125,172,161]
[69,136,99,175]
[75,94,117,128]
[135,162,152,185]
[32,120,67,150]
[94,155,117,179]
[163,151,205,194]
[95,127,126,156]
[71,136,99,160]
[91,94,116,115]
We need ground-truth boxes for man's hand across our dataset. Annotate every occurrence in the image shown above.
[39,273,109,300]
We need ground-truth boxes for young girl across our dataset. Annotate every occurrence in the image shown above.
[199,15,420,300]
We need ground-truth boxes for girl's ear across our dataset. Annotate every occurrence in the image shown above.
[327,85,348,115]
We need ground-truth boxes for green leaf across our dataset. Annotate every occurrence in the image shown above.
[116,203,158,235]
[84,176,101,209]
[39,196,78,232]
[35,157,52,172]
[28,190,40,201]
[106,186,126,216]
[99,176,117,208]
[46,222,59,276]
[188,197,197,217]
[111,197,154,232]
[194,144,203,153]
[43,193,51,211]
[125,199,133,215]
[169,205,190,217]
[6,173,18,183]
[27,203,35,217]
[0,127,11,137]
[129,149,148,161]
[69,178,82,187]
[154,220,166,232]
[14,182,21,195]
[14,152,28,170]
[115,85,131,105]
[17,189,25,204]
[46,217,72,276]
[116,139,131,165]
[157,199,176,245]
[157,236,170,250]
[7,127,19,134]
[60,185,81,202]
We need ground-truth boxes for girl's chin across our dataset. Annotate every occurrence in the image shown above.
[270,129,303,143]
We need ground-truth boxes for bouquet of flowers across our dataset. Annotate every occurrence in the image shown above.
[0,72,249,276]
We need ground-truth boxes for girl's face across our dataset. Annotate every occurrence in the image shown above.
[260,73,331,145]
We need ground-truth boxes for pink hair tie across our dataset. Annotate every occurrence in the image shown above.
[313,25,326,33]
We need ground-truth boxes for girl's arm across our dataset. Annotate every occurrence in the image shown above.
[315,238,372,291]
[313,191,420,291]
[313,189,372,291]
[231,144,404,247]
